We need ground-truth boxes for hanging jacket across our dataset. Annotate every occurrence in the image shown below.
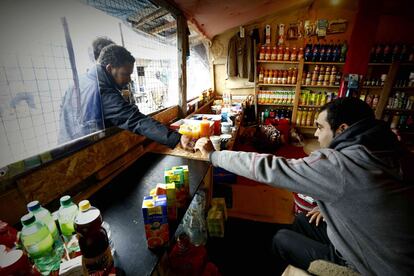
[226,33,254,82]
[209,118,414,275]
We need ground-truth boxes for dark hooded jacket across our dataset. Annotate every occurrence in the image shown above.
[210,118,414,275]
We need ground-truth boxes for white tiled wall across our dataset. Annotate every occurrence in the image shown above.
[0,43,72,167]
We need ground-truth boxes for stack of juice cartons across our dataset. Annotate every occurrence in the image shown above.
[150,183,177,221]
[164,165,189,208]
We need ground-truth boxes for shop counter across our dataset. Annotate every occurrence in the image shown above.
[87,153,210,275]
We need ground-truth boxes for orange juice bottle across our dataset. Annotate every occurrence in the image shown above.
[199,118,210,138]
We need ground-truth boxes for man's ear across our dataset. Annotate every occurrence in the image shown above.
[105,64,112,73]
[335,123,349,135]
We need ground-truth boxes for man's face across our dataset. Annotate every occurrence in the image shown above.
[314,110,334,148]
[108,63,133,87]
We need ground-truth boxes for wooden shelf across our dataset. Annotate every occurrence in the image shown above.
[298,105,322,108]
[362,86,384,89]
[385,108,414,112]
[258,103,293,106]
[304,61,345,65]
[392,86,414,90]
[399,63,414,66]
[257,60,299,64]
[368,63,392,66]
[258,83,297,87]
[301,85,340,88]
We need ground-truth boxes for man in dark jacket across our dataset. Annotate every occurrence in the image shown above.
[96,44,190,149]
[195,98,414,275]
[59,38,190,149]
[58,37,114,144]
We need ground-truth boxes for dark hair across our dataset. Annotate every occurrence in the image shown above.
[320,97,375,132]
[92,37,115,60]
[98,45,135,68]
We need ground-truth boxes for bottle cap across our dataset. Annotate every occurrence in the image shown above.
[60,195,73,207]
[26,201,40,212]
[79,200,91,212]
[21,213,35,226]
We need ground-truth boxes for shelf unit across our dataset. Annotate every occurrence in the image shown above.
[254,55,345,129]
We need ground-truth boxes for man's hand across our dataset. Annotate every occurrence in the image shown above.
[194,137,215,157]
[180,135,194,151]
[306,206,324,226]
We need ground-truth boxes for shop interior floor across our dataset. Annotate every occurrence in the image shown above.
[207,218,292,276]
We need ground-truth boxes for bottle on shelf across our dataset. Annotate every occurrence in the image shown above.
[340,41,348,62]
[259,46,265,60]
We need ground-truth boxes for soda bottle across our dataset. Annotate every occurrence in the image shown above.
[27,201,59,242]
[304,42,312,61]
[20,213,61,275]
[74,200,113,274]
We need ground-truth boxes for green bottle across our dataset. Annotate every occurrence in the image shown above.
[27,200,64,257]
[20,213,61,274]
[58,195,78,237]
[27,201,59,241]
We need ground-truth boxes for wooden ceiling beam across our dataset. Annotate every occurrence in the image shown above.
[129,8,169,27]
[149,21,176,34]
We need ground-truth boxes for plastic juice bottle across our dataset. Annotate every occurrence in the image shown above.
[27,201,63,258]
[58,195,80,256]
[74,200,113,274]
[58,195,78,238]
[20,213,61,275]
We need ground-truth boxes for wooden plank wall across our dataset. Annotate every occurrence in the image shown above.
[1,105,180,225]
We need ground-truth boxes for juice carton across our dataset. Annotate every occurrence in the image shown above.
[142,195,169,249]
[171,165,189,191]
[211,198,227,220]
[165,168,187,208]
[207,206,225,238]
[151,184,177,221]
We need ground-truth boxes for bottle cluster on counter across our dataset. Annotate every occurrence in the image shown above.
[386,92,414,110]
[259,45,303,61]
[370,43,414,63]
[302,65,342,86]
[258,68,298,84]
[8,196,115,275]
[304,40,347,62]
[296,108,319,127]
[257,90,295,105]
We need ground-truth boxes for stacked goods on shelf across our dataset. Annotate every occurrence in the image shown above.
[304,40,347,62]
[299,90,336,107]
[260,108,293,124]
[301,65,341,87]
[295,108,319,127]
[386,92,414,110]
[370,43,414,63]
[258,68,298,85]
[258,45,303,62]
[257,90,295,105]
[383,111,414,131]
[360,93,380,109]
[363,73,387,87]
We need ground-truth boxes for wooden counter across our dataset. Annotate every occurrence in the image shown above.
[87,153,210,275]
